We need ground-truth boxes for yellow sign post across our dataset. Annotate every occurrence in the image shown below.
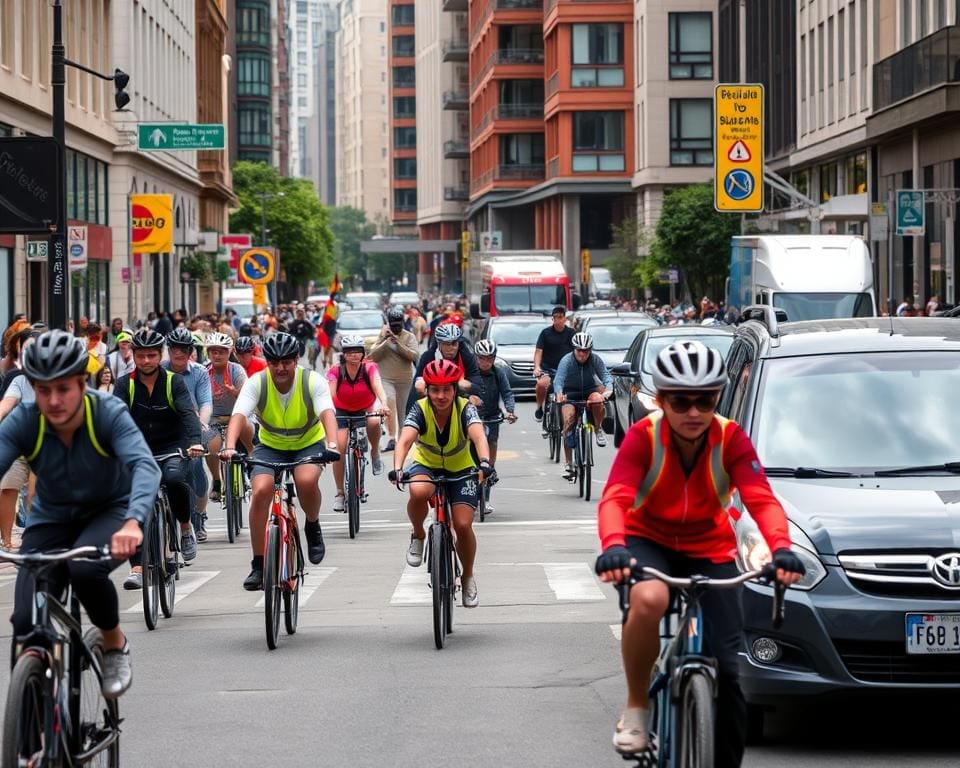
[460,231,471,264]
[714,84,764,212]
[580,249,591,285]
[252,284,268,306]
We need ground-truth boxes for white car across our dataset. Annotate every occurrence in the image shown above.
[335,309,385,350]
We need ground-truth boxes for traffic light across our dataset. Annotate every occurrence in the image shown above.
[113,69,130,110]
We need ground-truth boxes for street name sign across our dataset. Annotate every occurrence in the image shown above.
[895,190,925,236]
[137,124,225,151]
[714,84,764,212]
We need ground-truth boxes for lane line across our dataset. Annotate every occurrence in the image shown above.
[610,624,622,641]
[389,564,431,605]
[124,570,220,613]
[541,563,606,601]
[255,566,337,608]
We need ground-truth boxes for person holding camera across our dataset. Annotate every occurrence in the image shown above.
[368,305,419,451]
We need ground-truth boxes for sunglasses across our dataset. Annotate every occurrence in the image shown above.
[660,391,719,413]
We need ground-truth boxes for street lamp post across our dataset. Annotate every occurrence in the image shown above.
[256,192,283,304]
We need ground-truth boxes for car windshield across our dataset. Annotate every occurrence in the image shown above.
[489,322,543,345]
[772,292,874,321]
[225,304,256,320]
[495,285,566,314]
[589,323,652,351]
[338,311,383,330]
[754,351,960,472]
[347,296,382,310]
[640,335,733,373]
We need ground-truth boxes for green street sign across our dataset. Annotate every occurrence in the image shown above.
[137,124,225,151]
[895,189,925,236]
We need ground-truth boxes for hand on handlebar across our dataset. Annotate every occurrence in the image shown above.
[478,460,496,485]
[218,448,238,462]
[320,448,341,464]
[505,412,518,424]
[388,468,404,489]
[187,444,205,458]
[111,519,143,559]
[555,392,566,403]
[595,545,635,585]
[771,547,806,585]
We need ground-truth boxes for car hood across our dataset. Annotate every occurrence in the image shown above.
[770,477,960,555]
[495,344,537,362]
[595,349,628,367]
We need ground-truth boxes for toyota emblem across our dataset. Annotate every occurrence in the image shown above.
[931,553,960,587]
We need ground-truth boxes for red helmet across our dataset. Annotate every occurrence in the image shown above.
[423,358,462,386]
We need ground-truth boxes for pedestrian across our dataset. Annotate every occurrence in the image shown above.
[105,317,126,349]
[926,295,941,316]
[368,306,419,451]
[94,365,115,394]
[896,296,914,317]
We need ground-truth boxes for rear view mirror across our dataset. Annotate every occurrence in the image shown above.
[610,362,635,376]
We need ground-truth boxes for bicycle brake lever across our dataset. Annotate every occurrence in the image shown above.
[771,579,786,629]
[617,579,632,625]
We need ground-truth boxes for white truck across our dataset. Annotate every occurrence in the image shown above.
[221,286,259,322]
[726,235,877,321]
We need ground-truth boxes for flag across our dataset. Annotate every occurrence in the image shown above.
[328,272,342,298]
[316,297,338,348]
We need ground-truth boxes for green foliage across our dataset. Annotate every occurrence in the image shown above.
[212,260,233,284]
[229,161,335,292]
[608,217,651,293]
[180,252,211,282]
[329,206,376,288]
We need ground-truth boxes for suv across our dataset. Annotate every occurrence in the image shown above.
[717,313,960,730]
[476,315,546,396]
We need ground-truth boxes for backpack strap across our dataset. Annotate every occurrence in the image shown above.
[26,394,111,461]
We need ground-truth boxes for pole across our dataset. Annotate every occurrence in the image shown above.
[887,188,895,315]
[126,193,133,324]
[49,0,67,330]
[260,197,268,247]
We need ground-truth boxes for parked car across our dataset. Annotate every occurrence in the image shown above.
[717,313,960,733]
[609,325,734,445]
[334,309,386,350]
[576,314,658,368]
[476,314,546,396]
[345,292,384,311]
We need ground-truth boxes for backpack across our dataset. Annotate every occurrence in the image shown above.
[0,368,24,399]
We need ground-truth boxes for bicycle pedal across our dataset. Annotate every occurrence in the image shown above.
[360,494,369,503]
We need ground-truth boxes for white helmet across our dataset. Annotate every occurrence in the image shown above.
[340,334,365,351]
[205,332,234,349]
[474,339,496,356]
[652,340,726,390]
[434,323,462,343]
[571,332,593,350]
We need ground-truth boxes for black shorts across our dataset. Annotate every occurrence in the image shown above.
[336,408,376,430]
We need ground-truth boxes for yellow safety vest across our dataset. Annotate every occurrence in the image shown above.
[127,370,175,410]
[256,367,326,450]
[27,393,111,461]
[410,396,476,472]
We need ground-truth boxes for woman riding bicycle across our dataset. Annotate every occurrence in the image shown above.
[595,340,805,767]
[326,334,391,511]
[388,359,492,608]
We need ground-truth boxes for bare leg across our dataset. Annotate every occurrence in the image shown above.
[622,580,670,709]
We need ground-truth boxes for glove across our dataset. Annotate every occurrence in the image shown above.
[772,547,806,576]
[388,469,400,483]
[594,545,633,576]
[320,448,341,464]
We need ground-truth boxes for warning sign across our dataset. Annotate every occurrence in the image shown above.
[714,84,764,212]
[728,140,751,163]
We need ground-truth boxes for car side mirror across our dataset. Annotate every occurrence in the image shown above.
[470,302,481,320]
[610,362,635,376]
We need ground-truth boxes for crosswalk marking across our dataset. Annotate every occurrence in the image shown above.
[610,624,622,640]
[542,563,606,601]
[389,564,432,605]
[255,566,336,608]
[124,570,219,613]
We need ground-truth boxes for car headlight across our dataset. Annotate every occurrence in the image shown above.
[735,512,827,591]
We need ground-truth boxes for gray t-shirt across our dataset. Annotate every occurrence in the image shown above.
[5,375,35,405]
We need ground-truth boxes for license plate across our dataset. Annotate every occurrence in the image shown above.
[905,613,960,654]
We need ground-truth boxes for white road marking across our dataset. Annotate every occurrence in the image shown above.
[610,624,622,640]
[0,575,17,588]
[124,570,220,613]
[389,564,431,605]
[541,563,606,601]
[255,566,336,607]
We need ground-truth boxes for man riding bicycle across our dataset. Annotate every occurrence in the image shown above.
[407,323,480,412]
[388,359,492,608]
[533,306,573,421]
[235,335,268,377]
[595,340,804,767]
[470,339,517,513]
[0,330,161,698]
[219,332,339,591]
[116,329,205,589]
[553,332,612,479]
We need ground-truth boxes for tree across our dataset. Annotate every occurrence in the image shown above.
[644,184,741,302]
[329,206,375,288]
[608,216,651,295]
[229,161,335,294]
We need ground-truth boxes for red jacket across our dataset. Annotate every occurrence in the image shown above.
[598,413,791,562]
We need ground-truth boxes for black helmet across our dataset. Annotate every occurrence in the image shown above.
[386,305,404,322]
[131,329,166,349]
[167,327,195,347]
[262,332,300,361]
[238,323,253,337]
[20,330,89,381]
[235,336,256,353]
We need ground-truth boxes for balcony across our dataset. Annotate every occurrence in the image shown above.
[497,102,544,119]
[444,186,470,201]
[442,38,469,62]
[394,203,417,213]
[442,0,467,9]
[443,140,469,158]
[442,90,469,110]
[497,163,545,181]
[497,48,544,65]
[873,25,960,111]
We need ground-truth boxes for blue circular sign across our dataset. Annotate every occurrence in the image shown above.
[239,249,274,283]
[724,169,755,201]
[70,244,83,256]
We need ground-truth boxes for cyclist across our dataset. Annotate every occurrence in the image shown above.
[326,335,391,512]
[594,340,805,766]
[218,332,340,591]
[116,329,205,589]
[533,306,574,422]
[367,305,418,452]
[470,339,517,514]
[287,306,317,368]
[203,333,253,502]
[407,323,480,412]
[554,332,612,479]
[388,359,493,608]
[0,330,161,698]
[235,335,268,377]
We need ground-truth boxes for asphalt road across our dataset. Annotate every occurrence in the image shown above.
[0,400,955,767]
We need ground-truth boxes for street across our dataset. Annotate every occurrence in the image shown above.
[0,400,955,767]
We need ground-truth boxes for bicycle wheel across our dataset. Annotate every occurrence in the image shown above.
[429,523,447,649]
[584,428,593,502]
[223,464,236,544]
[263,522,282,650]
[678,670,715,768]
[283,529,302,635]
[1,654,47,768]
[141,504,162,631]
[347,452,360,539]
[79,628,120,767]
[575,429,585,498]
[445,531,456,635]
[158,496,177,620]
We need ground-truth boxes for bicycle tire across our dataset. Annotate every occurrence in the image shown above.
[2,653,48,768]
[283,530,302,635]
[575,429,585,498]
[348,452,360,539]
[477,483,486,523]
[263,523,282,650]
[430,524,447,649]
[158,496,177,620]
[679,670,715,768]
[78,628,120,767]
[445,532,456,635]
[224,464,237,544]
[584,428,593,502]
[141,504,161,631]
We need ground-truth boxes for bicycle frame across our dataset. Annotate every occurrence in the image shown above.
[268,469,300,591]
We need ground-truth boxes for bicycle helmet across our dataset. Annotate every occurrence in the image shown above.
[434,323,463,343]
[167,327,196,348]
[205,332,234,349]
[20,330,89,381]
[261,332,300,361]
[340,334,365,351]
[131,328,166,349]
[422,358,462,386]
[235,336,256,353]
[652,340,727,390]
[385,305,405,322]
[474,339,497,357]
[571,332,593,350]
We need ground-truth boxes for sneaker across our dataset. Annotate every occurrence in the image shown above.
[406,535,424,567]
[534,407,544,421]
[596,428,607,447]
[613,708,649,755]
[180,528,198,562]
[101,640,133,700]
[243,559,263,591]
[122,569,142,590]
[193,511,208,543]
[209,479,221,502]
[383,439,396,452]
[462,575,479,608]
[333,492,345,513]
[372,456,383,475]
[563,463,575,480]
[195,526,208,544]
[304,520,326,564]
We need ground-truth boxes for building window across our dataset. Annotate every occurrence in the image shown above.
[298,72,308,87]
[394,188,417,212]
[391,4,414,26]
[239,104,272,147]
[393,95,415,118]
[571,24,623,87]
[820,162,839,202]
[500,133,545,165]
[572,111,625,172]
[64,149,108,225]
[845,153,867,194]
[393,66,415,88]
[394,126,416,148]
[237,3,270,47]
[238,53,271,97]
[392,35,414,57]
[668,13,712,79]
[394,158,417,179]
[669,99,711,166]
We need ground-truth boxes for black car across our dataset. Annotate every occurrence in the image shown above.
[476,315,546,396]
[608,325,734,446]
[717,313,960,732]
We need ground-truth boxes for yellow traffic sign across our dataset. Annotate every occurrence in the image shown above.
[238,248,275,284]
[252,284,268,305]
[714,84,764,212]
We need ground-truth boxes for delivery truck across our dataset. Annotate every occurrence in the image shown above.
[467,251,577,318]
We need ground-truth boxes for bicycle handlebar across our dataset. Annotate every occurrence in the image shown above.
[234,454,334,471]
[0,544,112,566]
[340,411,387,426]
[154,448,208,462]
[392,467,483,490]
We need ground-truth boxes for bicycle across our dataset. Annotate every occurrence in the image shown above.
[341,411,385,540]
[477,413,506,523]
[235,454,331,650]
[538,377,562,464]
[562,400,594,501]
[393,468,486,649]
[1,545,121,768]
[213,422,247,543]
[616,564,785,767]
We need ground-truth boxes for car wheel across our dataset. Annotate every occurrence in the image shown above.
[613,409,625,447]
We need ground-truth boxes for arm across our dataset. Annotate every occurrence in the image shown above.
[0,394,19,422]
[496,366,517,415]
[367,328,391,361]
[593,355,613,395]
[309,371,340,451]
[0,408,30,478]
[370,369,391,415]
[325,368,340,403]
[396,330,420,363]
[459,347,481,392]
[553,354,571,397]
[466,421,490,463]
[533,332,544,376]
[596,422,651,550]
[104,404,162,526]
[195,364,213,425]
[171,375,202,447]
[392,424,421,473]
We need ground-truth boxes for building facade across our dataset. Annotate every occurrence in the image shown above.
[235,0,273,163]
[389,0,418,234]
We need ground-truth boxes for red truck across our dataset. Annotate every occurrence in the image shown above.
[467,251,577,318]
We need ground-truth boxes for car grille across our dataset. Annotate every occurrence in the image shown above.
[839,553,960,600]
[833,639,960,683]
[509,360,535,377]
